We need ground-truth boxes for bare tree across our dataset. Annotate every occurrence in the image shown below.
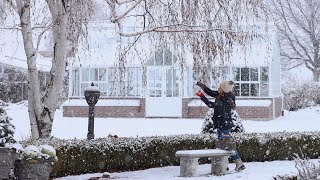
[266,0,320,81]
[1,0,93,139]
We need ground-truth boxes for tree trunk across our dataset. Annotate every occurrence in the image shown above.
[313,70,320,82]
[17,0,68,139]
[18,0,41,139]
[40,0,68,138]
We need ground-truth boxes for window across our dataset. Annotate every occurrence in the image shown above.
[260,67,269,97]
[72,67,142,97]
[127,67,142,96]
[147,48,177,66]
[232,67,269,97]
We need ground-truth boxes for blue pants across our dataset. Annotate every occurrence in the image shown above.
[217,129,240,160]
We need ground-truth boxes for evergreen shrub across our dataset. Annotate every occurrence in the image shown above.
[0,105,16,147]
[21,131,320,177]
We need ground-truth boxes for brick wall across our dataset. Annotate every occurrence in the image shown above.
[274,96,283,118]
[63,98,145,118]
[236,106,272,120]
[63,96,283,120]
[182,98,210,118]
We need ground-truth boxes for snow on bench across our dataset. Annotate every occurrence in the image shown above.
[175,149,235,177]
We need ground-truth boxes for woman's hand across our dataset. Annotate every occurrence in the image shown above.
[196,81,205,89]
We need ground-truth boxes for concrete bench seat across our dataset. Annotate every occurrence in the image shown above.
[175,149,235,177]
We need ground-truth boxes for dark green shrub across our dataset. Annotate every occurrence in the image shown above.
[0,106,16,147]
[20,131,320,178]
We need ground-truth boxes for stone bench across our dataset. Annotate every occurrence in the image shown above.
[175,149,235,177]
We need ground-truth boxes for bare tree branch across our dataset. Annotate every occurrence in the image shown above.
[36,23,53,51]
[118,25,248,37]
[267,0,320,81]
[116,0,136,5]
[111,0,143,23]
[5,0,18,14]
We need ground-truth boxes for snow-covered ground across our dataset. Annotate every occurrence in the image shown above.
[4,102,320,180]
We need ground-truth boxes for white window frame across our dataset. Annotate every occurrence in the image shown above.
[71,66,142,98]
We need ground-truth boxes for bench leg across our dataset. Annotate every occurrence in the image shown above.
[211,156,229,176]
[179,157,199,177]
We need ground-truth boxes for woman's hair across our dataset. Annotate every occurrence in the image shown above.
[219,81,235,93]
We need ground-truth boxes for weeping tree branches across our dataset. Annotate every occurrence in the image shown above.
[108,0,268,81]
[266,0,320,81]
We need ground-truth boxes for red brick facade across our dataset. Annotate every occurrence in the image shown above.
[63,96,283,120]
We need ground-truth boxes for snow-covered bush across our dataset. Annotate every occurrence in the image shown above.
[0,106,16,147]
[201,108,244,134]
[294,155,320,180]
[282,79,320,111]
[16,131,320,177]
[274,156,320,180]
[19,144,57,162]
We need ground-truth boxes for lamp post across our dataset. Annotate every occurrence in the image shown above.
[84,82,100,140]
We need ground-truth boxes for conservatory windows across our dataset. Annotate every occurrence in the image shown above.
[147,48,178,66]
[232,67,269,97]
[71,67,142,97]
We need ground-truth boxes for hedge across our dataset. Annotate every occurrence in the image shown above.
[21,131,320,178]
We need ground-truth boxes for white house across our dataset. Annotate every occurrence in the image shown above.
[63,22,283,120]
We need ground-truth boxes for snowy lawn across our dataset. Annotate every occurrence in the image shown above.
[55,160,320,180]
[4,102,320,180]
[6,102,320,140]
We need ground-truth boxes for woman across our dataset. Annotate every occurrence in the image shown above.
[196,80,246,171]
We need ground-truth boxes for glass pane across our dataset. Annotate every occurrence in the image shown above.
[260,82,269,96]
[155,49,163,66]
[173,69,180,97]
[234,83,240,96]
[155,90,161,97]
[136,68,142,96]
[108,81,117,96]
[261,67,269,82]
[149,90,155,97]
[241,83,249,96]
[251,68,258,81]
[108,67,118,96]
[148,69,155,87]
[90,68,99,81]
[99,83,108,96]
[232,67,240,81]
[127,68,141,96]
[72,68,79,96]
[173,55,178,64]
[241,68,249,81]
[98,68,107,81]
[164,49,172,66]
[166,69,173,97]
[250,83,259,96]
[147,56,155,66]
[80,83,90,96]
[81,68,89,81]
[148,68,162,97]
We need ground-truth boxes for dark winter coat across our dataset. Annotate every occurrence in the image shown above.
[199,85,235,130]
